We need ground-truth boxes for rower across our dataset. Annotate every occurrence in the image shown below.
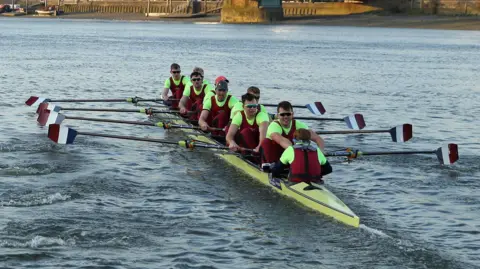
[230,86,268,120]
[199,80,239,134]
[178,71,215,119]
[226,93,269,153]
[161,63,190,109]
[260,101,325,165]
[184,66,213,95]
[270,129,332,183]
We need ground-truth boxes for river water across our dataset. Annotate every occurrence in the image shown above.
[1,18,479,269]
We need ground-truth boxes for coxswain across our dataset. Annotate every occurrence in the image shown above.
[230,86,268,120]
[198,80,239,134]
[178,71,215,119]
[270,129,332,183]
[260,101,325,165]
[226,93,269,153]
[161,63,190,109]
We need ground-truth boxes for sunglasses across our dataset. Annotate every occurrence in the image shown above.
[217,88,227,92]
[172,71,181,74]
[191,78,202,82]
[279,112,292,117]
[245,104,258,109]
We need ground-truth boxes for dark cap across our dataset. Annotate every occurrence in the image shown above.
[215,80,229,91]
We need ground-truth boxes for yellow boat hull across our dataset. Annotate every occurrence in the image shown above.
[162,116,360,228]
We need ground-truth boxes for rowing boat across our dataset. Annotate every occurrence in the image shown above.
[155,112,361,228]
[26,95,459,228]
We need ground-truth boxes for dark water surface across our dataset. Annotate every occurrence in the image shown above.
[1,18,479,268]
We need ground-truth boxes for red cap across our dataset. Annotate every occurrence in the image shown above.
[215,76,229,85]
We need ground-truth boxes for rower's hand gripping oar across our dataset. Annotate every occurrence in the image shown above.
[316,123,413,143]
[25,96,161,106]
[46,124,250,152]
[326,144,459,165]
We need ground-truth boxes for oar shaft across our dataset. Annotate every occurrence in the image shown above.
[360,150,436,156]
[60,107,175,114]
[262,103,305,108]
[61,108,145,113]
[65,116,156,126]
[47,98,162,103]
[326,150,436,157]
[77,131,177,145]
[295,116,344,121]
[317,129,388,135]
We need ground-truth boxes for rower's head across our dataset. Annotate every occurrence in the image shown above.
[170,63,181,80]
[192,67,204,77]
[190,71,203,89]
[247,86,260,101]
[293,129,311,143]
[277,101,294,127]
[215,76,229,86]
[241,93,259,117]
[215,80,229,102]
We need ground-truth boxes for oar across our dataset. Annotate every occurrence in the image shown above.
[25,96,161,106]
[47,124,249,152]
[317,124,413,143]
[260,102,326,115]
[37,109,222,131]
[325,144,459,165]
[268,113,366,130]
[35,102,174,116]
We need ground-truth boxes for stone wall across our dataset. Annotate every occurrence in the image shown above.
[418,0,480,15]
[221,0,283,23]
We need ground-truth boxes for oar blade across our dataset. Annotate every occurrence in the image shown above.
[37,109,65,126]
[436,144,459,165]
[25,96,46,107]
[306,102,326,115]
[389,124,413,142]
[36,102,61,114]
[344,114,366,130]
[48,124,78,145]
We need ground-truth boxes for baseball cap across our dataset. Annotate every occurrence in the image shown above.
[215,76,229,85]
[215,80,229,91]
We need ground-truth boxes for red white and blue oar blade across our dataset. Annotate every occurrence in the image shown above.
[48,124,78,145]
[37,109,66,127]
[435,143,459,165]
[306,102,326,115]
[389,124,413,142]
[343,114,366,130]
[25,96,47,107]
[36,102,61,114]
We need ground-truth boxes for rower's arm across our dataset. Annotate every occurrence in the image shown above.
[161,88,169,100]
[257,121,268,148]
[198,110,210,127]
[178,96,189,110]
[226,124,239,146]
[321,161,332,176]
[310,130,325,152]
[271,133,292,149]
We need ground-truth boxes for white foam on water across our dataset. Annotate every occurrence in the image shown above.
[1,192,71,207]
[359,224,392,239]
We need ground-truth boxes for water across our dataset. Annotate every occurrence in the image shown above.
[1,17,479,268]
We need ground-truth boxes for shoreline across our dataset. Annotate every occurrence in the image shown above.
[3,12,480,31]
